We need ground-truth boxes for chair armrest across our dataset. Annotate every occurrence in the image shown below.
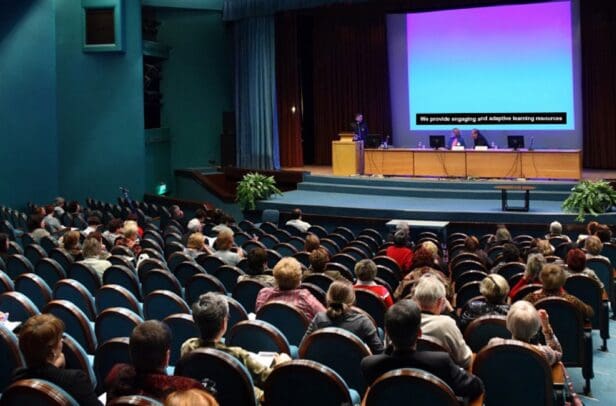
[551,362,565,385]
[468,393,484,406]
[466,353,476,372]
[602,290,609,301]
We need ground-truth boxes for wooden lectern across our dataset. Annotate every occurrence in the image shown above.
[332,132,364,176]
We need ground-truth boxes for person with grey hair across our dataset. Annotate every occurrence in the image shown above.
[386,229,414,274]
[509,253,546,299]
[413,276,472,368]
[460,274,510,331]
[488,300,562,366]
[78,237,112,281]
[181,293,290,401]
[545,221,571,242]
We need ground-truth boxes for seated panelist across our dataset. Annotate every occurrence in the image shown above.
[448,127,466,149]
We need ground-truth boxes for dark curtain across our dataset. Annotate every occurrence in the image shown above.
[276,13,304,167]
[581,1,616,169]
[311,10,392,165]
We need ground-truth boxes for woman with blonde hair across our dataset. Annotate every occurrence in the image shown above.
[302,280,384,354]
[165,388,219,406]
[212,228,243,266]
[184,232,212,258]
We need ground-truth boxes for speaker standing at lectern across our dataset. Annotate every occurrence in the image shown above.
[350,112,368,142]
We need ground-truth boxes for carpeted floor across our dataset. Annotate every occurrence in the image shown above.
[573,325,616,405]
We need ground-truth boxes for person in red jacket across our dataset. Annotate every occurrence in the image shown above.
[354,259,394,308]
[386,230,414,274]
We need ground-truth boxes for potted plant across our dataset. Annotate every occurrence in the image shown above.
[562,179,616,222]
[236,172,282,211]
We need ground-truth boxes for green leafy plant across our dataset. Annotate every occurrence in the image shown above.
[236,172,282,211]
[562,179,616,222]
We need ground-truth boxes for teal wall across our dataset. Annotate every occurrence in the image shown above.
[0,0,59,209]
[55,0,145,203]
[157,9,232,174]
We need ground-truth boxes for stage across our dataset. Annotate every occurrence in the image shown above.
[255,170,616,225]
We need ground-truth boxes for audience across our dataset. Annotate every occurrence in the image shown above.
[303,247,342,280]
[535,239,554,257]
[13,314,101,405]
[212,228,243,266]
[353,259,393,308]
[488,300,562,366]
[460,235,492,268]
[165,388,219,406]
[565,248,604,289]
[61,230,83,260]
[43,205,64,234]
[285,208,311,233]
[488,225,512,246]
[186,208,207,233]
[460,274,510,331]
[78,237,112,281]
[594,224,612,243]
[0,232,10,262]
[238,247,275,286]
[181,293,291,401]
[106,321,202,401]
[303,280,384,354]
[490,243,523,274]
[255,257,326,321]
[385,230,414,274]
[509,253,546,299]
[103,218,124,246]
[585,236,609,262]
[412,276,473,368]
[183,232,212,259]
[523,264,594,319]
[545,221,571,242]
[303,233,320,253]
[27,214,51,243]
[82,216,102,237]
[117,221,141,256]
[360,299,483,399]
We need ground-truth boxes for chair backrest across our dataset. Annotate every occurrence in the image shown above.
[260,234,280,249]
[44,299,97,353]
[40,236,58,254]
[303,273,335,292]
[53,279,97,321]
[300,283,326,306]
[496,262,526,283]
[137,258,169,280]
[174,348,257,406]
[261,209,280,225]
[6,254,35,279]
[173,261,206,287]
[266,249,282,268]
[233,279,267,314]
[143,290,190,320]
[35,258,66,288]
[534,297,587,366]
[1,379,79,406]
[103,265,142,301]
[455,270,487,291]
[0,270,15,293]
[564,274,603,329]
[14,273,52,310]
[95,307,143,344]
[195,255,226,274]
[0,324,25,392]
[215,265,245,293]
[256,301,309,346]
[511,283,542,303]
[585,257,614,302]
[95,284,142,315]
[463,315,511,352]
[273,242,298,257]
[166,252,194,273]
[416,336,448,352]
[292,251,311,267]
[225,296,249,339]
[94,337,130,386]
[62,333,98,390]
[329,253,358,274]
[299,327,370,394]
[455,281,482,309]
[228,319,292,355]
[107,395,163,405]
[67,263,101,295]
[452,260,486,281]
[163,313,199,366]
[108,255,136,271]
[185,273,226,305]
[354,289,387,329]
[49,248,74,272]
[0,291,40,322]
[325,262,355,282]
[363,368,459,406]
[263,359,353,406]
[474,340,553,406]
[24,244,47,267]
[141,269,183,297]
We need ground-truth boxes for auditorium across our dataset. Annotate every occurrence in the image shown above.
[0,0,615,404]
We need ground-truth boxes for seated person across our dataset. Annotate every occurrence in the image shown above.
[78,237,112,281]
[394,261,451,302]
[385,230,414,274]
[410,242,445,273]
[82,216,102,237]
[183,232,212,259]
[471,128,488,147]
[0,232,10,263]
[212,228,243,266]
[488,300,562,366]
[303,233,320,253]
[12,314,101,405]
[106,321,202,401]
[565,248,604,289]
[361,299,483,399]
[61,230,83,260]
[303,247,343,280]
[28,213,51,243]
[585,236,609,262]
[490,243,524,274]
[459,235,492,269]
[165,388,219,406]
[509,253,546,299]
[353,259,393,308]
[116,222,141,257]
[256,257,325,321]
[285,208,311,233]
[545,221,571,242]
[447,127,466,149]
[181,293,291,401]
[487,225,512,247]
[238,247,276,287]
[460,274,510,331]
[103,218,124,246]
[412,276,472,368]
[535,239,555,257]
[43,205,64,234]
[124,214,144,238]
[303,280,384,354]
[523,264,594,319]
[595,224,612,243]
[186,208,207,233]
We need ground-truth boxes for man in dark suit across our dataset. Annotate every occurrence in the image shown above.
[350,113,368,142]
[471,128,489,147]
[361,299,483,399]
